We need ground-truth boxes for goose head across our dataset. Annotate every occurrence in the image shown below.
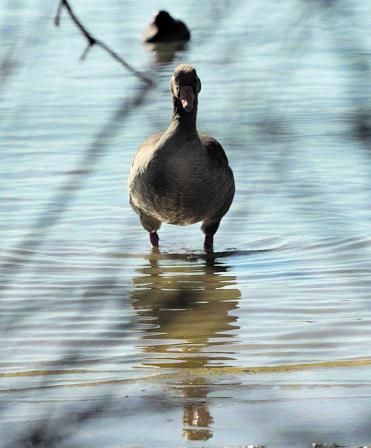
[170,64,201,116]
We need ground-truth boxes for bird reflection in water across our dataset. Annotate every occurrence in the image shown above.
[130,253,241,441]
[145,40,188,65]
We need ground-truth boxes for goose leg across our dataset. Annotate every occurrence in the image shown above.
[140,213,161,249]
[204,234,214,252]
[201,219,221,252]
[150,231,159,249]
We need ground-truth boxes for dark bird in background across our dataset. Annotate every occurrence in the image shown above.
[128,65,235,252]
[143,10,191,43]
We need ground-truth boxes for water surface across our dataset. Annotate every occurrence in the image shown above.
[1,0,371,446]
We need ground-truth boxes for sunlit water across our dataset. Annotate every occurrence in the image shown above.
[1,0,371,447]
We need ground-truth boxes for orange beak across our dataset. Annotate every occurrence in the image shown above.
[179,85,194,112]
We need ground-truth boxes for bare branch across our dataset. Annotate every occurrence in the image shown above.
[54,0,63,26]
[80,42,95,61]
[54,0,153,85]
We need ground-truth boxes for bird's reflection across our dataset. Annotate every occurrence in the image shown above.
[130,253,241,440]
[144,41,188,65]
[181,376,214,441]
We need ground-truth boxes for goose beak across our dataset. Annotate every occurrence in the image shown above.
[179,85,194,112]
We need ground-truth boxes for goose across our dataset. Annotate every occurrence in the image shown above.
[143,10,190,43]
[128,64,235,251]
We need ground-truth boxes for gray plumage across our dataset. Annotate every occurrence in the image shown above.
[128,64,234,250]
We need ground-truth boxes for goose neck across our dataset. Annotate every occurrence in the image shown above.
[171,97,198,135]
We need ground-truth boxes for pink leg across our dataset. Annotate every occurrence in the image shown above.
[204,234,214,252]
[201,219,220,253]
[150,231,159,249]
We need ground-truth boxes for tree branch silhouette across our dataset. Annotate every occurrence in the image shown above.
[54,0,153,85]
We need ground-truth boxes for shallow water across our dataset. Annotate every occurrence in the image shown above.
[1,0,371,446]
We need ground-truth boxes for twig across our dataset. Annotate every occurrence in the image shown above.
[54,0,63,26]
[54,0,153,85]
